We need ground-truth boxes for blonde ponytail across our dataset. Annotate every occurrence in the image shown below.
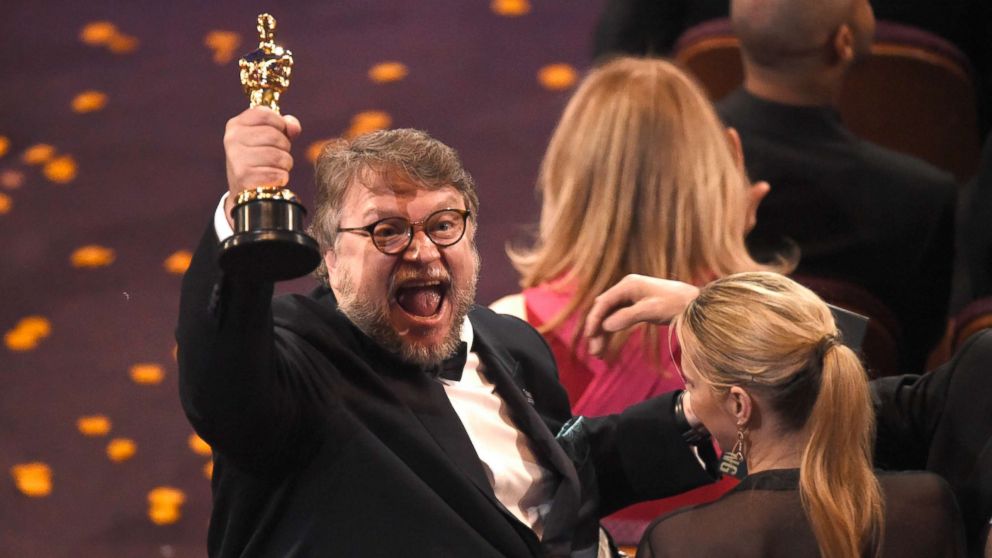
[799,342,884,558]
[675,272,885,558]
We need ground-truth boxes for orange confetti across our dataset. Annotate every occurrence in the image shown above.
[77,415,112,437]
[1,169,25,189]
[0,193,10,215]
[345,111,392,139]
[4,329,38,351]
[0,136,9,157]
[538,63,579,91]
[44,155,77,184]
[204,30,241,64]
[164,250,192,275]
[306,138,337,164]
[203,460,214,479]
[11,462,52,497]
[368,62,409,84]
[107,34,139,54]
[188,433,212,456]
[106,438,137,462]
[491,0,532,16]
[22,144,55,165]
[80,21,118,45]
[71,91,108,113]
[70,245,115,268]
[148,486,186,525]
[16,316,51,337]
[130,362,165,385]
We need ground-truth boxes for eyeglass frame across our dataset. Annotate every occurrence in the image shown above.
[336,208,473,255]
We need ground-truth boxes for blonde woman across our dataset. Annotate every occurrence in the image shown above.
[491,56,778,542]
[590,272,965,557]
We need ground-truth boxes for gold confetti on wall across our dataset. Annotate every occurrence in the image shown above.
[491,0,532,16]
[5,315,51,352]
[368,62,409,84]
[106,438,137,462]
[22,144,55,165]
[188,433,212,456]
[538,63,578,91]
[11,462,53,497]
[70,245,116,268]
[77,415,112,437]
[1,169,25,189]
[306,138,336,164]
[130,362,164,385]
[0,136,9,157]
[80,21,118,45]
[345,111,392,139]
[108,34,140,54]
[163,250,192,275]
[204,31,241,64]
[147,487,186,525]
[0,193,10,215]
[44,155,78,183]
[79,21,139,54]
[72,91,108,113]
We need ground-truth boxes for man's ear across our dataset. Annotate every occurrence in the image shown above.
[725,127,745,173]
[833,23,855,64]
[726,386,754,426]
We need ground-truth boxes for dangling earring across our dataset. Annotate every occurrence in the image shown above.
[731,423,747,462]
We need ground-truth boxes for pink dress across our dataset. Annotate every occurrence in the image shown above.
[523,283,737,546]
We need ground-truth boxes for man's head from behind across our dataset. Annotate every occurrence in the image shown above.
[310,129,481,367]
[732,0,875,76]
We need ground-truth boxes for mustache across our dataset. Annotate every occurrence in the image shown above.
[389,264,451,293]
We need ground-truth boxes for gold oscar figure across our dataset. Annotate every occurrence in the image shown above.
[218,13,320,280]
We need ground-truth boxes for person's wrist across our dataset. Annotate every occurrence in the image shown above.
[674,390,709,444]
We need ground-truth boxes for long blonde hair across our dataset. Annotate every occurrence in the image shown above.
[509,57,783,357]
[674,272,884,558]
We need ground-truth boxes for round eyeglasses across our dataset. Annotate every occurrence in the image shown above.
[336,208,472,255]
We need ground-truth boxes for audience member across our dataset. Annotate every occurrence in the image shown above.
[952,132,992,311]
[586,273,992,556]
[717,0,957,373]
[490,56,777,542]
[177,109,721,557]
[595,272,967,557]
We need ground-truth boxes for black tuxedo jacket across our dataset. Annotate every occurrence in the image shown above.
[176,225,714,557]
[873,328,992,556]
[718,89,958,372]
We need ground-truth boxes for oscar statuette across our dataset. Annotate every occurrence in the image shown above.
[218,13,321,281]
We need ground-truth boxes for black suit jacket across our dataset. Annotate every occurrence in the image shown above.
[873,328,992,556]
[718,89,958,372]
[176,225,714,557]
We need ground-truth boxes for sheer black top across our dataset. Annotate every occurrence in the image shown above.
[637,468,966,557]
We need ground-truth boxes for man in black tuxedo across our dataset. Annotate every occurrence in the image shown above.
[176,108,715,557]
[716,0,957,373]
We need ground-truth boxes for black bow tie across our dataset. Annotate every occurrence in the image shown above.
[434,342,468,382]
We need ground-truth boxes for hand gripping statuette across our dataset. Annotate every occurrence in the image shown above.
[219,13,320,281]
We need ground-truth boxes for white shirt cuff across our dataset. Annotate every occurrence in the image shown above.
[214,193,234,241]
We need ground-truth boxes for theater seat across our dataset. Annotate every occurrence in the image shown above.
[674,19,981,181]
[792,275,902,378]
[952,296,992,352]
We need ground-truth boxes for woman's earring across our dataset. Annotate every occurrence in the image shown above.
[731,423,747,462]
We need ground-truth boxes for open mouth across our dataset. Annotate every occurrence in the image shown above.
[394,280,449,318]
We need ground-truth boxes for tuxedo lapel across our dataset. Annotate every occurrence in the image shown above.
[470,318,582,556]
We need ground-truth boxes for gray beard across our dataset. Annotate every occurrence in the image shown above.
[334,257,478,368]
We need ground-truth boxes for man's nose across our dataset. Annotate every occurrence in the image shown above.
[402,229,440,262]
